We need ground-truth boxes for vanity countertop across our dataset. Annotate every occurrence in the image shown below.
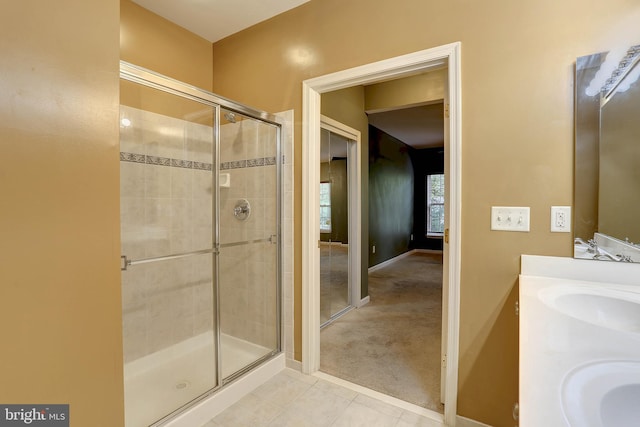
[519,255,640,427]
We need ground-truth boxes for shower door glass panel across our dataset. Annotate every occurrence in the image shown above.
[120,79,217,426]
[320,128,350,325]
[218,108,280,381]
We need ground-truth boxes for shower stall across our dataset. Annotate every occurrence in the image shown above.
[119,62,282,426]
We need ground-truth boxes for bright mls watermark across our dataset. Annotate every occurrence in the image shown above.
[0,405,68,426]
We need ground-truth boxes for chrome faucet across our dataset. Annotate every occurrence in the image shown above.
[616,254,633,262]
[587,239,598,254]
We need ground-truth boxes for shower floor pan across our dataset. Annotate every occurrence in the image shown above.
[124,332,272,427]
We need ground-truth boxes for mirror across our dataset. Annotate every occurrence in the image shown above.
[575,45,640,262]
[319,127,352,325]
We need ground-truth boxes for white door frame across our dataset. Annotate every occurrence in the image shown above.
[319,116,363,322]
[302,42,462,426]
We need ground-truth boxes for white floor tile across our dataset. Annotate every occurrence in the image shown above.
[353,394,404,418]
[330,401,400,427]
[251,371,314,407]
[396,410,443,427]
[212,392,282,427]
[199,370,445,427]
[269,384,352,426]
[314,378,359,400]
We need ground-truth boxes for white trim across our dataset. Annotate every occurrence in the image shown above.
[313,371,444,424]
[414,249,444,254]
[359,295,370,307]
[367,248,444,273]
[318,241,348,246]
[285,357,303,372]
[276,109,295,366]
[455,415,493,427]
[302,42,462,426]
[368,250,416,273]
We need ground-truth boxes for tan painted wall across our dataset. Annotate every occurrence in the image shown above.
[120,0,213,91]
[0,1,124,426]
[211,0,640,425]
[365,69,446,112]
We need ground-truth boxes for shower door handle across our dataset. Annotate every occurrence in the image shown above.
[121,248,219,270]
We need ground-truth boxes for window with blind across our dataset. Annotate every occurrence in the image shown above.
[320,182,332,233]
[426,174,444,236]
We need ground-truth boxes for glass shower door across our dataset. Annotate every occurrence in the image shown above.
[119,78,217,426]
[218,108,280,381]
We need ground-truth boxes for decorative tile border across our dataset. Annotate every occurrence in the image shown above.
[146,155,171,167]
[221,160,246,170]
[193,161,212,171]
[120,152,145,163]
[120,151,212,171]
[120,152,280,172]
[220,156,278,170]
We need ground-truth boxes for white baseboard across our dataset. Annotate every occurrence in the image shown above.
[319,241,348,247]
[368,248,442,273]
[368,250,413,273]
[456,415,493,427]
[286,357,302,372]
[358,295,370,307]
[414,248,443,254]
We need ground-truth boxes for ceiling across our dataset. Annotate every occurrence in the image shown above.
[368,103,444,149]
[132,0,311,43]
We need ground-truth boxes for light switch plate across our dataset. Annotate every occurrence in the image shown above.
[491,206,530,232]
[550,206,571,232]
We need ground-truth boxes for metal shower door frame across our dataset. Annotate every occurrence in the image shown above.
[119,61,283,426]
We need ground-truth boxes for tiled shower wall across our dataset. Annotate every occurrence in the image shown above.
[120,105,215,363]
[219,115,279,350]
[120,105,284,363]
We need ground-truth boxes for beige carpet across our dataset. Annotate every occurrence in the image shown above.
[320,251,444,413]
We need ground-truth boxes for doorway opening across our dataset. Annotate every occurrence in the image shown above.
[302,43,461,426]
[321,98,446,411]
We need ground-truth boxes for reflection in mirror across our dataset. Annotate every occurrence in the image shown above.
[320,127,352,326]
[575,45,640,262]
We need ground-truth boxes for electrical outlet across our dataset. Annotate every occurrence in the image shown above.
[491,206,530,232]
[372,245,376,254]
[550,206,571,232]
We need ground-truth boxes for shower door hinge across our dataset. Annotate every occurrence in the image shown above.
[444,103,450,119]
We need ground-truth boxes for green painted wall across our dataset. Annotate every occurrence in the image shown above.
[369,126,414,266]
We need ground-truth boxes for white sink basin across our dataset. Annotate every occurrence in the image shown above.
[539,285,640,333]
[562,361,640,427]
[520,257,640,427]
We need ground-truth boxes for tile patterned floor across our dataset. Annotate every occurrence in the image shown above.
[201,369,443,427]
